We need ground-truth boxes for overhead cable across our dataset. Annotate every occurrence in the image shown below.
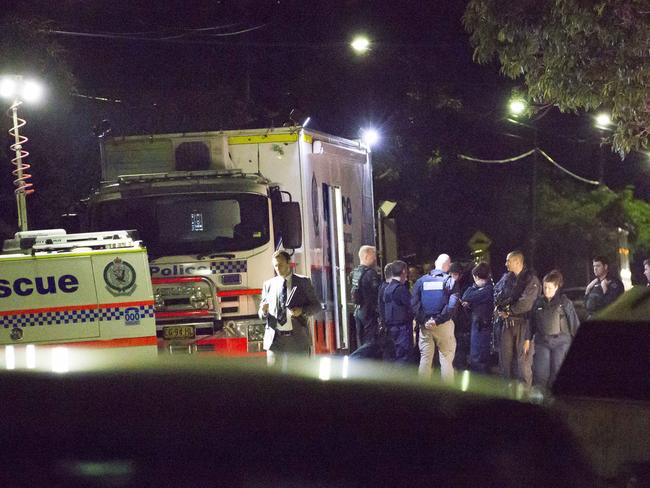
[42,23,268,42]
[458,148,600,185]
[458,149,536,164]
[72,93,124,103]
[536,148,600,185]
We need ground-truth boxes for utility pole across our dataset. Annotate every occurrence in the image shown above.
[529,127,538,270]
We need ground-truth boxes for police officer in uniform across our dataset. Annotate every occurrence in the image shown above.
[377,262,394,330]
[382,261,413,363]
[349,262,396,361]
[529,270,580,391]
[350,245,381,349]
[584,255,624,319]
[411,253,457,382]
[495,251,540,389]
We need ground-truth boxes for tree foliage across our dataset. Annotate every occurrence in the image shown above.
[534,179,650,283]
[464,0,650,155]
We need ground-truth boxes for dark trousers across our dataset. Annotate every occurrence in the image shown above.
[499,319,533,387]
[533,333,572,389]
[354,310,377,348]
[386,324,412,363]
[269,326,310,354]
[349,333,395,361]
[469,321,492,373]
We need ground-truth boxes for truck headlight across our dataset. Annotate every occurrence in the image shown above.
[247,324,265,342]
[154,293,164,311]
[190,289,208,309]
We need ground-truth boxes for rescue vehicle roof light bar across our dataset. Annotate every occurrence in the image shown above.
[25,230,140,252]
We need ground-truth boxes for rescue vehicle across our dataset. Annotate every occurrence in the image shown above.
[0,229,157,349]
[84,127,375,354]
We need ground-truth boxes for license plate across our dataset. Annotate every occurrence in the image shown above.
[162,325,196,340]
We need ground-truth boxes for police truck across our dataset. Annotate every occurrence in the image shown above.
[84,127,375,354]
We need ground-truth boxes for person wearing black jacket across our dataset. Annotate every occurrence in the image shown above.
[377,262,394,329]
[382,261,413,363]
[349,262,396,361]
[461,262,494,373]
[584,255,624,319]
[528,270,580,390]
[350,246,381,349]
[495,251,541,388]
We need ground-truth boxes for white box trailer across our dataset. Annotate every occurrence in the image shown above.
[0,229,156,348]
[87,127,375,353]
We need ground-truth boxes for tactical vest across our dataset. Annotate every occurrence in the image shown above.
[350,265,369,306]
[534,297,569,335]
[384,281,410,325]
[419,272,450,315]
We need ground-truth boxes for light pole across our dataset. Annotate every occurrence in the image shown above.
[360,127,384,267]
[0,75,43,232]
[595,112,612,185]
[508,97,538,268]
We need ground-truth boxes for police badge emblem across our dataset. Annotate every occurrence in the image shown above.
[103,257,137,295]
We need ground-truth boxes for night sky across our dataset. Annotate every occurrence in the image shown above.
[1,0,648,284]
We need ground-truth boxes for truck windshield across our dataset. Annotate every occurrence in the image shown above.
[92,193,269,256]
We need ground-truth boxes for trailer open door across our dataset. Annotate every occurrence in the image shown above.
[327,185,350,350]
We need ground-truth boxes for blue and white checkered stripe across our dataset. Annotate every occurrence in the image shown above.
[1,304,155,329]
[99,304,156,322]
[210,260,247,274]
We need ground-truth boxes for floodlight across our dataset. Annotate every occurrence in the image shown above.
[21,80,43,103]
[0,77,17,99]
[361,128,380,147]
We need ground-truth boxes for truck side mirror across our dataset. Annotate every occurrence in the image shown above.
[279,202,302,249]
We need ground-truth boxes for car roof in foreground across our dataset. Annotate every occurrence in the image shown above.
[553,286,650,403]
[0,347,595,487]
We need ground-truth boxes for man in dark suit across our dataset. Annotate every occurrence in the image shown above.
[258,250,321,355]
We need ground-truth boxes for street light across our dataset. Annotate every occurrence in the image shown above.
[0,75,44,231]
[350,35,371,54]
[509,98,527,116]
[595,112,612,129]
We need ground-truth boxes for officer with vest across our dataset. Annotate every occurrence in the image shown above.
[495,251,541,389]
[411,253,457,382]
[382,260,413,363]
[349,262,396,361]
[350,245,381,349]
[528,269,580,391]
